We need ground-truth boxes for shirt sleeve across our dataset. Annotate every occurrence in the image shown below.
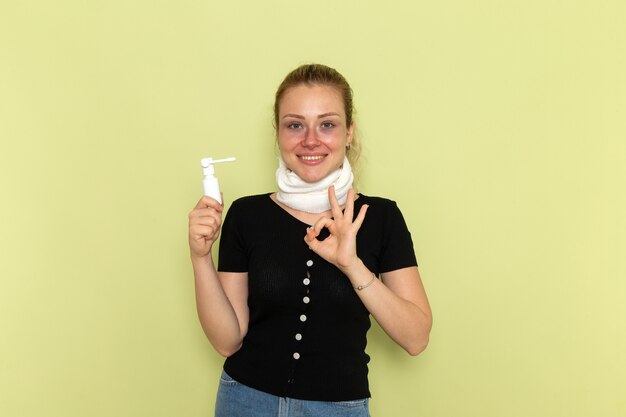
[379,201,418,273]
[217,200,249,272]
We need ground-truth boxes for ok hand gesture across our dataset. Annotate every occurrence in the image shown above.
[304,186,369,273]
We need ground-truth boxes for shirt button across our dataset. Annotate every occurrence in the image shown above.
[306,260,313,267]
[300,314,307,322]
[293,352,300,360]
[295,333,302,341]
[303,296,310,304]
[303,278,310,285]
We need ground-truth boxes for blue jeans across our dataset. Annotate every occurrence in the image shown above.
[215,371,371,417]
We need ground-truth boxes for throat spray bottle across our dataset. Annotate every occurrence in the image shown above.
[201,157,236,204]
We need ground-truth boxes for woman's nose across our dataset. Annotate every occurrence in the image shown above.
[302,127,320,147]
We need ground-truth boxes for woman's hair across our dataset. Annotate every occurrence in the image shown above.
[273,64,361,177]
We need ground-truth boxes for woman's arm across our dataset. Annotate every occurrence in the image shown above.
[189,196,249,357]
[343,262,432,356]
[304,187,432,355]
[191,257,249,357]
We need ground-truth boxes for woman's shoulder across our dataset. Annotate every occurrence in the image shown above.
[356,193,407,221]
[356,193,400,208]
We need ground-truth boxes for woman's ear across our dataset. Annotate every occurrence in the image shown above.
[347,121,355,145]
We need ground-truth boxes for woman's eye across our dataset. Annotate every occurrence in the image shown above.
[287,122,302,129]
[321,122,335,128]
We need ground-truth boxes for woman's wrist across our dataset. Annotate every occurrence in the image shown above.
[340,258,375,289]
[354,274,376,291]
[190,251,215,269]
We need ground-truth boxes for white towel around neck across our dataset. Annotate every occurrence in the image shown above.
[275,156,354,213]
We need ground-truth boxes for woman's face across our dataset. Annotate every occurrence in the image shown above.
[277,83,354,183]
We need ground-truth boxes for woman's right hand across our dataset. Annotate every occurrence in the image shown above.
[188,196,224,259]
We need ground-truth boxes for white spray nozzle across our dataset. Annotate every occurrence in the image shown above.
[201,157,236,167]
[201,157,236,175]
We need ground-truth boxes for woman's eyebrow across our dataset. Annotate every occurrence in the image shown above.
[282,113,305,120]
[281,112,341,120]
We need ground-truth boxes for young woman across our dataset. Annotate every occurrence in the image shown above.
[188,64,432,417]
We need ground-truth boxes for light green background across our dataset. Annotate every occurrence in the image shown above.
[1,1,625,416]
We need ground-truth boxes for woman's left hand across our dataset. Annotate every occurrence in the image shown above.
[304,186,368,272]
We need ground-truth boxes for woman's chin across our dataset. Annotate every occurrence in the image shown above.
[298,170,329,183]
[287,166,324,183]
[299,176,322,183]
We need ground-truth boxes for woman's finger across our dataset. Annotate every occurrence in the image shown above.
[343,188,355,221]
[304,227,319,247]
[352,204,369,231]
[191,215,221,229]
[327,185,343,219]
[190,206,223,220]
[311,216,333,235]
[190,224,218,238]
[193,195,224,212]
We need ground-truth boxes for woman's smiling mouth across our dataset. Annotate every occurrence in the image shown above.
[299,155,326,161]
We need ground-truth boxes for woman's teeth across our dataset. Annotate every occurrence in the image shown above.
[300,155,324,161]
